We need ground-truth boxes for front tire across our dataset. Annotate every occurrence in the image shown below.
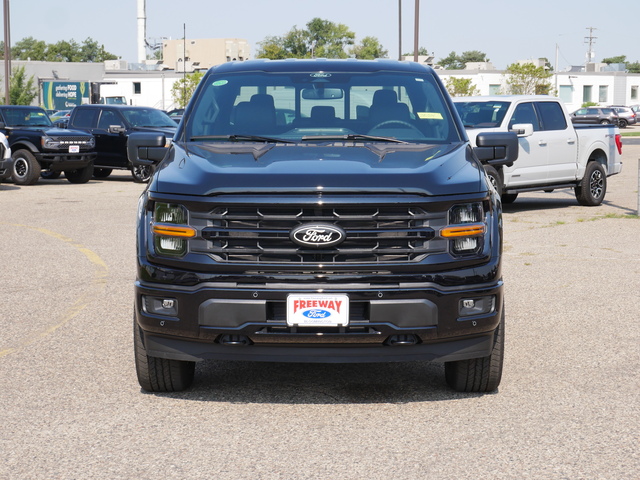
[65,162,94,184]
[618,119,627,128]
[575,161,606,206]
[134,315,195,392]
[131,165,153,183]
[11,149,41,185]
[483,165,503,197]
[445,308,505,393]
[93,168,113,178]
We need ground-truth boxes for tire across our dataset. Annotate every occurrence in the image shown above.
[134,315,195,392]
[445,307,504,393]
[575,161,606,206]
[131,164,153,183]
[501,193,518,204]
[483,165,503,197]
[11,149,41,185]
[65,162,94,184]
[618,119,627,129]
[93,168,113,178]
[41,170,62,179]
[599,120,610,125]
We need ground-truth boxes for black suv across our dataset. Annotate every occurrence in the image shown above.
[0,106,96,185]
[66,105,176,182]
[128,59,518,393]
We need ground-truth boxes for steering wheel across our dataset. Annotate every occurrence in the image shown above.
[369,120,423,135]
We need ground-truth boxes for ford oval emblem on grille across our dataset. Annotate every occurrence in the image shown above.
[290,224,346,248]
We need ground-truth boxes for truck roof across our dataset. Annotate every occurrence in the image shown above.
[208,58,435,75]
[452,95,560,103]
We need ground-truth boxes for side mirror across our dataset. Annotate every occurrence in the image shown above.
[473,131,519,167]
[108,125,126,135]
[127,132,168,166]
[509,123,534,137]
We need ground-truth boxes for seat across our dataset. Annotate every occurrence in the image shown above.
[310,106,336,126]
[233,94,277,134]
[369,89,411,126]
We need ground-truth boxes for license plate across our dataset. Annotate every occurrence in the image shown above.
[69,145,79,153]
[286,294,349,326]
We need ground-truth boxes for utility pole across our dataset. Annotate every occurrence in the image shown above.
[398,0,402,61]
[413,0,419,62]
[3,0,11,105]
[584,26,597,65]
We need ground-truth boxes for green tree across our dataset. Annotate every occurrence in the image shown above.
[439,50,489,69]
[11,37,47,60]
[626,61,640,74]
[171,71,204,108]
[351,36,388,59]
[504,62,552,95]
[601,55,627,64]
[3,37,117,62]
[445,77,480,97]
[403,46,431,57]
[256,18,356,59]
[7,65,37,105]
[79,38,118,62]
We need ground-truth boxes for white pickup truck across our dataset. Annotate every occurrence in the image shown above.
[453,95,623,205]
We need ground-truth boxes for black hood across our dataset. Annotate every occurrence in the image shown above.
[149,142,484,197]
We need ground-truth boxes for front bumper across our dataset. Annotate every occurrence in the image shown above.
[134,274,503,364]
[36,151,96,171]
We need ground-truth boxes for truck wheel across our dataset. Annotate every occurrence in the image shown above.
[11,150,41,185]
[501,193,518,204]
[444,307,504,393]
[483,165,502,196]
[65,163,94,184]
[618,119,627,129]
[131,165,153,183]
[575,161,606,206]
[134,315,195,392]
[93,168,113,178]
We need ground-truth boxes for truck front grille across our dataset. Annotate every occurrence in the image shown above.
[192,205,448,264]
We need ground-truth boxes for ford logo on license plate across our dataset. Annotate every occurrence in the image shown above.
[290,223,346,248]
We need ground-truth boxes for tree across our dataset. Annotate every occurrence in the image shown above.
[4,37,117,62]
[351,36,388,59]
[504,62,552,95]
[11,37,47,60]
[439,50,489,69]
[256,18,357,59]
[171,71,204,108]
[602,55,626,64]
[403,47,430,57]
[7,65,37,105]
[445,77,480,97]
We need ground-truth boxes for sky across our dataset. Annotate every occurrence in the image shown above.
[3,0,639,71]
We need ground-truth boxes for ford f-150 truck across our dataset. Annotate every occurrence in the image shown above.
[453,95,623,205]
[0,105,96,185]
[127,59,518,393]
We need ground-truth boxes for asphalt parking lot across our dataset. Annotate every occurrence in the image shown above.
[1,146,639,480]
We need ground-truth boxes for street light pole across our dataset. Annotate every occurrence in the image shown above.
[3,0,11,104]
[398,0,402,61]
[413,0,419,62]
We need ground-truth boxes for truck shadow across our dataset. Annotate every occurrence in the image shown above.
[144,360,493,403]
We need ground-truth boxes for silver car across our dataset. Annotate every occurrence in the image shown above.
[608,105,637,128]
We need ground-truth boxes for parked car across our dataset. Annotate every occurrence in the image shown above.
[66,105,177,182]
[607,105,637,128]
[49,109,72,122]
[166,108,184,124]
[569,107,619,126]
[0,131,12,184]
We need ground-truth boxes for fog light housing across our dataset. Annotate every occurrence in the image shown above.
[144,296,178,316]
[459,296,495,317]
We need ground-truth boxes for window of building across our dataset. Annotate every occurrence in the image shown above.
[559,85,573,103]
[489,84,501,95]
[582,85,592,103]
[598,85,608,103]
[133,82,141,95]
[631,86,638,101]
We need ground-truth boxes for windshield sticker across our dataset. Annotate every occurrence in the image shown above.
[417,112,443,120]
[415,78,424,82]
[212,80,229,86]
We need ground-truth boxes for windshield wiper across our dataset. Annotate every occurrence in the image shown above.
[301,134,408,144]
[190,134,294,144]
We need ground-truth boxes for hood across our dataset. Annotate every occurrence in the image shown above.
[150,142,484,197]
[46,127,94,137]
[132,126,177,137]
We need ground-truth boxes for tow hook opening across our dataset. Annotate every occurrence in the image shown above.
[218,334,253,346]
[384,334,419,346]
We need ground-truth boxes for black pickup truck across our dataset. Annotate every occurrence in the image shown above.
[0,106,96,185]
[128,59,518,393]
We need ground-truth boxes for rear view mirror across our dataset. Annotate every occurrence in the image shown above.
[510,123,534,137]
[301,88,344,100]
[127,132,168,166]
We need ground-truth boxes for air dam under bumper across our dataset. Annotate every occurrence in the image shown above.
[135,280,503,364]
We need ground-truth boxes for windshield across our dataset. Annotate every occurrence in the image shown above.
[454,101,511,128]
[185,70,461,144]
[2,107,53,127]
[121,108,176,128]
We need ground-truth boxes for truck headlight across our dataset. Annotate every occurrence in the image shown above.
[441,203,485,255]
[42,136,61,149]
[152,203,196,257]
